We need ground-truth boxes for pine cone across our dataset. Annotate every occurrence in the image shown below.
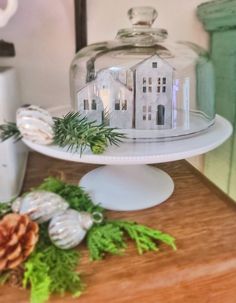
[7,265,25,288]
[0,214,39,271]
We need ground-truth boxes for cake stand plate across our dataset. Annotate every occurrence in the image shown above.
[23,114,232,211]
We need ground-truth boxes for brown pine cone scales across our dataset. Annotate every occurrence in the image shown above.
[0,213,39,271]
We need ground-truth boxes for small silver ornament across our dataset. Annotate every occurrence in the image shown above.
[16,105,54,145]
[12,191,69,223]
[48,209,103,249]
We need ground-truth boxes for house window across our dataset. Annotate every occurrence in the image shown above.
[91,99,97,110]
[143,86,147,93]
[143,105,152,121]
[152,62,157,68]
[157,77,167,94]
[143,77,147,85]
[122,100,127,110]
[148,86,152,93]
[148,77,152,85]
[115,100,120,110]
[84,99,89,110]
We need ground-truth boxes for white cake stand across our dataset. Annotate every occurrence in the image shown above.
[23,114,232,211]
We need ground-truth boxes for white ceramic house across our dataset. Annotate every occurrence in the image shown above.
[77,54,174,130]
[133,55,173,129]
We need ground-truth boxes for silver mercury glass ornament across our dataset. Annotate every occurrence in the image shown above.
[48,209,103,249]
[16,105,54,145]
[12,191,69,223]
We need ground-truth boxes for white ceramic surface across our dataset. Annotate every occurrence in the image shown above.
[0,68,28,202]
[23,115,232,165]
[80,165,174,211]
[22,112,232,211]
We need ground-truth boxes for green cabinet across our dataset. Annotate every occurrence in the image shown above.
[198,0,236,200]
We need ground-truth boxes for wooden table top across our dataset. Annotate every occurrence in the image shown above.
[1,152,236,303]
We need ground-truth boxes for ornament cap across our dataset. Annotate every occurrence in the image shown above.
[11,197,22,213]
[79,212,94,230]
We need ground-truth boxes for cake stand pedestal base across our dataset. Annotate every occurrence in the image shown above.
[79,165,174,211]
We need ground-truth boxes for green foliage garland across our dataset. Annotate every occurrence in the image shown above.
[0,177,176,303]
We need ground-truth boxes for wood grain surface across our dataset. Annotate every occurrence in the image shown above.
[1,152,236,303]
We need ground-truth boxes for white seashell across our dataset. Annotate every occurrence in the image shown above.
[48,209,94,249]
[16,105,54,145]
[12,191,69,223]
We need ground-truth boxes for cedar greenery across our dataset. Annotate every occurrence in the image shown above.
[0,111,125,155]
[0,201,12,218]
[87,223,126,260]
[23,248,82,303]
[53,112,126,155]
[37,177,103,214]
[0,177,177,303]
[23,222,83,303]
[87,221,176,260]
[23,252,51,303]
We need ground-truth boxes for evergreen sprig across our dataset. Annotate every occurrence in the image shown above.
[0,112,125,155]
[0,202,12,218]
[23,222,83,303]
[37,177,103,214]
[23,252,51,303]
[87,220,176,260]
[0,122,21,142]
[87,223,126,260]
[111,221,177,254]
[53,112,126,155]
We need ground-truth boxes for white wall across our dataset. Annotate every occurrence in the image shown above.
[0,0,75,108]
[87,0,208,48]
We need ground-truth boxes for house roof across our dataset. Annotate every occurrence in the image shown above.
[130,54,174,71]
[77,69,133,94]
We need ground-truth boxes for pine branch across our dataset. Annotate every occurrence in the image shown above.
[0,122,21,142]
[0,112,125,155]
[53,112,126,155]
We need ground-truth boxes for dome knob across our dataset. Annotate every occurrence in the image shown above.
[128,7,158,27]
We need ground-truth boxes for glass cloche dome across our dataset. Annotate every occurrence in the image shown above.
[70,7,215,141]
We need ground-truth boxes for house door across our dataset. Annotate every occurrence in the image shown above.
[156,104,165,125]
